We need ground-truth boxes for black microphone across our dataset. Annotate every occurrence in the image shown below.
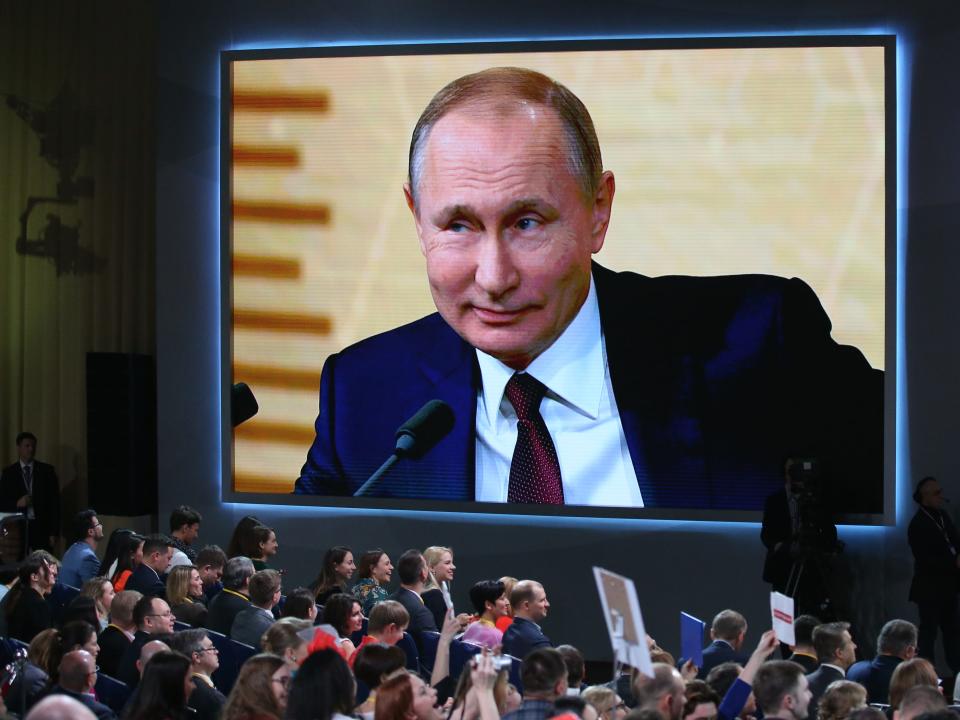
[354,400,455,497]
[232,383,259,427]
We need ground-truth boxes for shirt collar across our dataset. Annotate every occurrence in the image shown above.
[476,273,603,427]
[822,663,845,674]
[19,460,33,470]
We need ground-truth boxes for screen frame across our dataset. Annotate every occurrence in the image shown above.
[220,34,898,525]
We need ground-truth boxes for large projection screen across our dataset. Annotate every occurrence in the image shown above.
[222,38,893,523]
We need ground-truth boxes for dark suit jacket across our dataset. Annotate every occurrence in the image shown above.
[846,654,901,704]
[787,652,819,674]
[502,616,552,661]
[206,588,251,636]
[172,598,209,628]
[117,630,157,688]
[98,624,133,678]
[389,587,437,653]
[6,586,53,642]
[694,640,749,679]
[125,563,166,599]
[230,606,274,648]
[295,264,882,512]
[806,664,845,720]
[189,675,226,720]
[45,685,117,720]
[908,507,960,602]
[0,460,60,546]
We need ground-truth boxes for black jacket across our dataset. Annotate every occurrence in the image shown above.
[0,460,61,546]
[908,507,960,602]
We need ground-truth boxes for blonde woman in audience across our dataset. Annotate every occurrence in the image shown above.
[166,564,208,628]
[446,654,514,720]
[80,575,114,631]
[261,617,311,667]
[888,657,940,711]
[496,576,518,634]
[421,546,461,629]
[817,681,867,720]
[222,653,292,720]
[583,686,628,720]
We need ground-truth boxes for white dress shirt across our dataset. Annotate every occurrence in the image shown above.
[474,275,643,507]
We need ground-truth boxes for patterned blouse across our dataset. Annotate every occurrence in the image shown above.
[352,578,389,615]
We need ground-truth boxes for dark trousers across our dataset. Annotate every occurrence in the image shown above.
[916,593,960,672]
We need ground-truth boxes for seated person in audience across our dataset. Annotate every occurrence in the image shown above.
[502,580,553,660]
[26,694,98,720]
[4,628,59,717]
[117,638,173,708]
[463,580,508,649]
[98,589,142,677]
[693,610,750,680]
[897,685,948,720]
[353,549,394,615]
[352,599,410,663]
[449,652,520,720]
[45,649,116,720]
[376,668,458,720]
[582,686,628,720]
[243,524,279,571]
[168,628,225,720]
[558,645,587,696]
[125,534,173,599]
[167,564,208,628]
[708,629,779,720]
[195,544,227,603]
[498,576,519,634]
[752,661,812,720]
[285,648,356,720]
[63,595,101,629]
[632,664,685,720]
[6,551,58,642]
[683,682,720,720]
[117,595,175,687]
[322,592,364,657]
[80,575,115,631]
[706,663,756,720]
[846,619,918,704]
[221,653,292,720]
[231,568,282,649]
[504,647,570,720]
[167,505,202,566]
[261,617,312,666]
[354,644,408,717]
[816,681,866,720]
[106,532,145,592]
[60,620,100,664]
[59,509,104,588]
[312,545,356,605]
[807,622,858,720]
[226,514,262,558]
[123,650,192,720]
[280,586,318,622]
[847,709,887,720]
[555,695,600,720]
[388,549,439,653]
[206,555,254,635]
[888,658,939,715]
[787,616,821,674]
[421,546,459,630]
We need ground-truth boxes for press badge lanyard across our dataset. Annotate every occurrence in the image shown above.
[922,508,957,556]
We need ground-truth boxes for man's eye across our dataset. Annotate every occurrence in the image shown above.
[448,221,470,233]
[515,217,541,231]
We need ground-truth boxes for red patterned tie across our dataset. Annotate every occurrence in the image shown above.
[505,373,564,504]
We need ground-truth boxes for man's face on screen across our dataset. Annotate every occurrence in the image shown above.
[406,103,614,371]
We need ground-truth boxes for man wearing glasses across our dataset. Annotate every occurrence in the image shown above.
[60,509,104,587]
[47,649,116,720]
[117,595,175,687]
[169,628,225,720]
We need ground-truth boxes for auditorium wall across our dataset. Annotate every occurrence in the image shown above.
[156,1,960,664]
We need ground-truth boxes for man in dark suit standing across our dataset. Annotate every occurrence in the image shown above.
[694,610,750,679]
[805,622,857,720]
[388,549,438,654]
[125,535,173,598]
[502,580,553,660]
[908,476,960,673]
[0,432,60,552]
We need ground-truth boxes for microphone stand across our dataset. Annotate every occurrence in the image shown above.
[354,454,400,497]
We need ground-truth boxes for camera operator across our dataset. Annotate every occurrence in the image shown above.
[761,458,840,617]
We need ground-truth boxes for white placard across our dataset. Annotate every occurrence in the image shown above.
[593,566,653,678]
[770,591,796,645]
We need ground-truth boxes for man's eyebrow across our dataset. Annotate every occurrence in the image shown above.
[503,198,559,219]
[431,204,475,226]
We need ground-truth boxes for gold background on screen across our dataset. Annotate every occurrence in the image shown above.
[230,47,885,493]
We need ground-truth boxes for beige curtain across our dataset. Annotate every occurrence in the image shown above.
[0,0,155,539]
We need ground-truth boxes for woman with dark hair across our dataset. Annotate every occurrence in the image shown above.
[243,525,279,571]
[461,580,507,649]
[353,644,407,718]
[352,550,393,615]
[80,575,115,631]
[311,546,355,605]
[111,533,146,591]
[226,515,262,559]
[284,648,355,720]
[60,620,100,661]
[321,594,363,657]
[63,595,101,631]
[222,653,292,720]
[123,650,193,720]
[98,528,135,577]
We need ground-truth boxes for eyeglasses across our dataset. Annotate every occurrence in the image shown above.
[146,611,174,618]
[196,647,219,655]
[272,676,292,689]
[87,666,100,677]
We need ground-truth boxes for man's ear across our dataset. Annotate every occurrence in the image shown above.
[588,170,616,254]
[403,182,428,256]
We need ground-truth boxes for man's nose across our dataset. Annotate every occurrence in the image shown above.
[474,235,519,298]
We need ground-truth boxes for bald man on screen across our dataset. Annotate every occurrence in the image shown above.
[295,66,882,512]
